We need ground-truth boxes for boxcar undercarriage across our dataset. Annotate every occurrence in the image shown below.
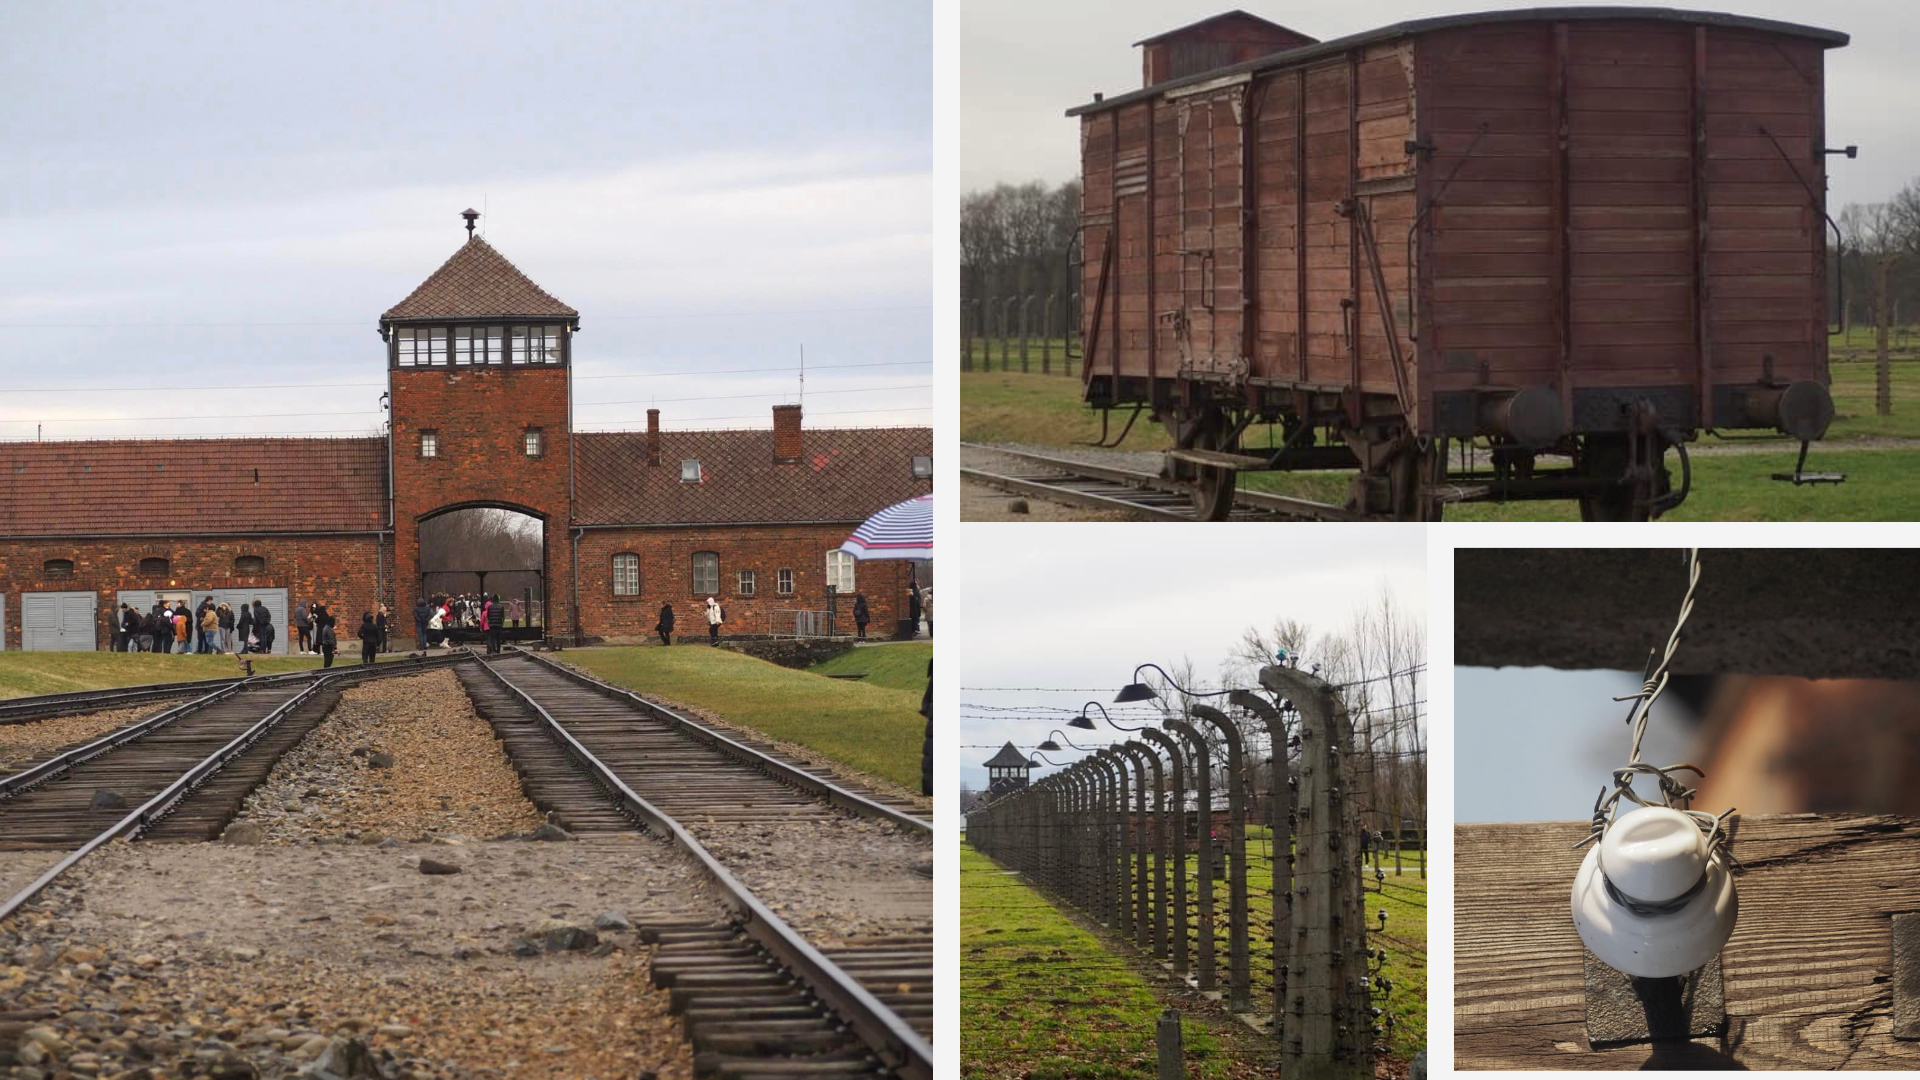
[1088,374,1836,520]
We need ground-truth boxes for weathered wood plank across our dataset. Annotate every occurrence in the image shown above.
[1457,814,1920,1070]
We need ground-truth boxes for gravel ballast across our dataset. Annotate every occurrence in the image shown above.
[0,700,187,774]
[230,669,544,844]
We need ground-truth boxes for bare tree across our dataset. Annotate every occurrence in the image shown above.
[1840,201,1901,416]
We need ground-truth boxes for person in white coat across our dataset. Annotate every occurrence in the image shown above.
[705,596,723,646]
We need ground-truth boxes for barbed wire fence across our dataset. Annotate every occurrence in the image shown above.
[967,663,1422,1080]
[959,292,1082,375]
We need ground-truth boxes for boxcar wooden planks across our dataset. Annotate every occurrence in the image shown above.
[1457,814,1920,1070]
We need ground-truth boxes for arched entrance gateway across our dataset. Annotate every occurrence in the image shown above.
[417,504,546,641]
[0,211,930,651]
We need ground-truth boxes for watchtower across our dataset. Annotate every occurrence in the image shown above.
[983,742,1033,800]
[381,210,581,642]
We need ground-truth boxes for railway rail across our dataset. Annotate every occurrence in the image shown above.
[0,664,333,726]
[0,648,933,1080]
[464,649,933,1080]
[962,441,1367,521]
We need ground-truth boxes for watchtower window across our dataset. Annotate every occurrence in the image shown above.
[234,555,266,574]
[420,430,439,459]
[510,325,563,365]
[612,553,640,596]
[139,557,170,575]
[43,558,73,579]
[524,429,544,457]
[453,326,500,366]
[395,327,448,367]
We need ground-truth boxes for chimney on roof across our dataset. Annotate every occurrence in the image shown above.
[462,208,479,239]
[646,409,661,467]
[773,404,802,463]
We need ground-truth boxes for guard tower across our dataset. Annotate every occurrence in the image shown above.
[983,742,1033,800]
[381,210,581,643]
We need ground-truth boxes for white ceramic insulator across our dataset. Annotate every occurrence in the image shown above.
[1571,805,1737,978]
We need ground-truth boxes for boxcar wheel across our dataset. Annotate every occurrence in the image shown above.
[1163,409,1237,521]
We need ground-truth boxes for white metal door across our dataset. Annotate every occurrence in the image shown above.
[22,591,98,651]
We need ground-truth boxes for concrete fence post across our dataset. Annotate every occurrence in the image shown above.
[1157,1009,1184,1080]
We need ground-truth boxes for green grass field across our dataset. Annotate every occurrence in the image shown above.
[965,368,1920,520]
[807,641,933,695]
[962,841,1232,1080]
[0,650,416,699]
[566,644,926,791]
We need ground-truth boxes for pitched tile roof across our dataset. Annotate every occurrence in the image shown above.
[381,237,577,323]
[0,438,389,536]
[573,426,932,526]
[982,742,1032,769]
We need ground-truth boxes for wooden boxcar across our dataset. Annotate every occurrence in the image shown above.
[1072,7,1848,519]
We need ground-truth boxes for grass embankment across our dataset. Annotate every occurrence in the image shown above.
[806,641,933,695]
[962,842,1231,1080]
[565,644,925,791]
[0,651,414,700]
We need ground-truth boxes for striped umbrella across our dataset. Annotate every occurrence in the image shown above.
[839,494,933,560]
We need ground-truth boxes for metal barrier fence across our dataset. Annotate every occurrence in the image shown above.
[960,293,1081,374]
[966,665,1393,1080]
[768,609,834,638]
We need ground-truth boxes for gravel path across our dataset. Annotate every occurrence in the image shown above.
[0,700,187,774]
[692,819,931,944]
[231,670,545,844]
[0,837,709,1080]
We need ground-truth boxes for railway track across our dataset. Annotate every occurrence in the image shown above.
[0,664,327,726]
[461,649,933,1080]
[961,442,1362,521]
[0,648,933,1079]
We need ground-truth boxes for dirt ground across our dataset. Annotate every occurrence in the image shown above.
[0,837,710,1080]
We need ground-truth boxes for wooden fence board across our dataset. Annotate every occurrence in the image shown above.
[1457,814,1920,1069]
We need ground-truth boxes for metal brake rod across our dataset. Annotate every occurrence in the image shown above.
[508,646,931,834]
[471,652,933,1080]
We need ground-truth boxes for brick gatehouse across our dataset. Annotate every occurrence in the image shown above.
[0,222,931,652]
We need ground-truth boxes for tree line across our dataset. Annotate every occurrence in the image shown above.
[960,180,1080,313]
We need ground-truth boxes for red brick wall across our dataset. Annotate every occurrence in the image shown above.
[575,524,919,640]
[0,535,384,651]
[390,363,574,640]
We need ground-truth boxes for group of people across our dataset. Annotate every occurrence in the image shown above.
[413,593,510,655]
[114,598,275,655]
[646,582,934,647]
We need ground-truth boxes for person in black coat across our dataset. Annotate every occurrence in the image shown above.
[656,602,675,646]
[309,602,332,667]
[852,594,869,641]
[357,613,380,665]
[236,602,254,654]
[252,600,276,655]
[906,584,922,636]
[412,597,431,653]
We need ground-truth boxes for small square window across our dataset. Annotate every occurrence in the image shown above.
[911,454,933,478]
[737,569,756,596]
[776,568,794,595]
[681,459,701,482]
[525,430,543,457]
[420,431,439,458]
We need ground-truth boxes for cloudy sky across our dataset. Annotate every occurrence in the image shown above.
[0,1,930,442]
[958,526,1424,793]
[962,0,1912,211]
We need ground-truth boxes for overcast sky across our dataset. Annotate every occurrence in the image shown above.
[1455,666,1699,823]
[958,526,1424,793]
[962,0,1911,210]
[0,1,930,442]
